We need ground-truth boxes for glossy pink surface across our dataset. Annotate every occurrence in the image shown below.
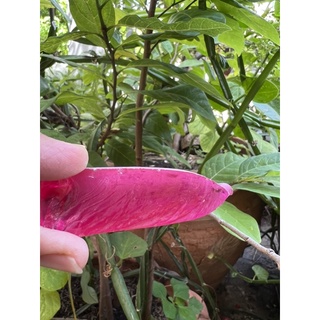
[40,167,233,237]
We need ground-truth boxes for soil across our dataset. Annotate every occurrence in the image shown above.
[53,152,280,320]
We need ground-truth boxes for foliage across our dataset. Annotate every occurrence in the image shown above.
[152,278,204,320]
[40,267,69,320]
[40,0,280,319]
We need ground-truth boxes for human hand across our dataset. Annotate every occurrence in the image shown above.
[40,133,89,273]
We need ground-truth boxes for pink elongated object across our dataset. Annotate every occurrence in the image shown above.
[40,167,233,237]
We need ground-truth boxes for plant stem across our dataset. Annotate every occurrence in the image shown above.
[209,213,280,269]
[91,236,114,320]
[198,49,280,172]
[135,0,158,166]
[67,273,77,320]
[98,234,140,320]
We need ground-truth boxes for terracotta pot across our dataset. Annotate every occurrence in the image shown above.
[133,190,264,289]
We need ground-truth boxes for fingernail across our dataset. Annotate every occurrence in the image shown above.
[41,254,84,274]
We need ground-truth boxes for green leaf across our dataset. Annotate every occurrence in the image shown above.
[40,288,60,320]
[105,138,136,166]
[232,182,280,198]
[141,85,216,122]
[109,232,148,259]
[40,267,69,291]
[243,78,279,103]
[80,267,99,304]
[55,92,106,120]
[40,96,57,113]
[171,278,189,301]
[214,0,280,45]
[41,31,90,53]
[252,264,269,281]
[202,152,245,183]
[187,297,204,318]
[152,281,177,319]
[238,152,280,179]
[152,280,167,300]
[69,0,103,34]
[168,8,226,24]
[118,15,231,38]
[88,151,108,167]
[217,16,245,55]
[127,59,231,109]
[144,110,172,144]
[212,202,261,243]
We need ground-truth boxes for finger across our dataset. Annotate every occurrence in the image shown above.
[40,133,88,181]
[40,227,89,274]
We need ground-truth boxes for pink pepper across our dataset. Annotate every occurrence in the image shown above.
[41,167,233,237]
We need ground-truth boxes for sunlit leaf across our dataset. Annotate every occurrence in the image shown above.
[211,202,261,243]
[40,289,60,320]
[40,267,69,291]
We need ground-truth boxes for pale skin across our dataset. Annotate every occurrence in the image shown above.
[40,133,89,274]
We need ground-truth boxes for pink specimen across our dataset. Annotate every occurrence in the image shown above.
[40,167,233,237]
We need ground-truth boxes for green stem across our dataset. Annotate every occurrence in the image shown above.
[170,229,218,320]
[97,234,140,320]
[198,49,280,173]
[67,274,77,320]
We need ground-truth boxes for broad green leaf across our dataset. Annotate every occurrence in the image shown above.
[232,182,280,198]
[168,8,226,24]
[69,0,102,34]
[80,267,99,304]
[152,280,167,300]
[211,202,261,243]
[126,59,231,109]
[214,0,280,45]
[141,85,215,122]
[202,152,245,183]
[252,264,269,281]
[55,92,106,120]
[40,267,69,291]
[109,231,148,259]
[40,289,60,320]
[118,15,231,38]
[117,102,186,134]
[105,138,135,166]
[243,78,279,103]
[238,153,280,179]
[217,16,245,55]
[171,278,189,300]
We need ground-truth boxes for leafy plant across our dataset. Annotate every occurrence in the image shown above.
[40,267,69,320]
[153,278,204,320]
[40,0,280,318]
